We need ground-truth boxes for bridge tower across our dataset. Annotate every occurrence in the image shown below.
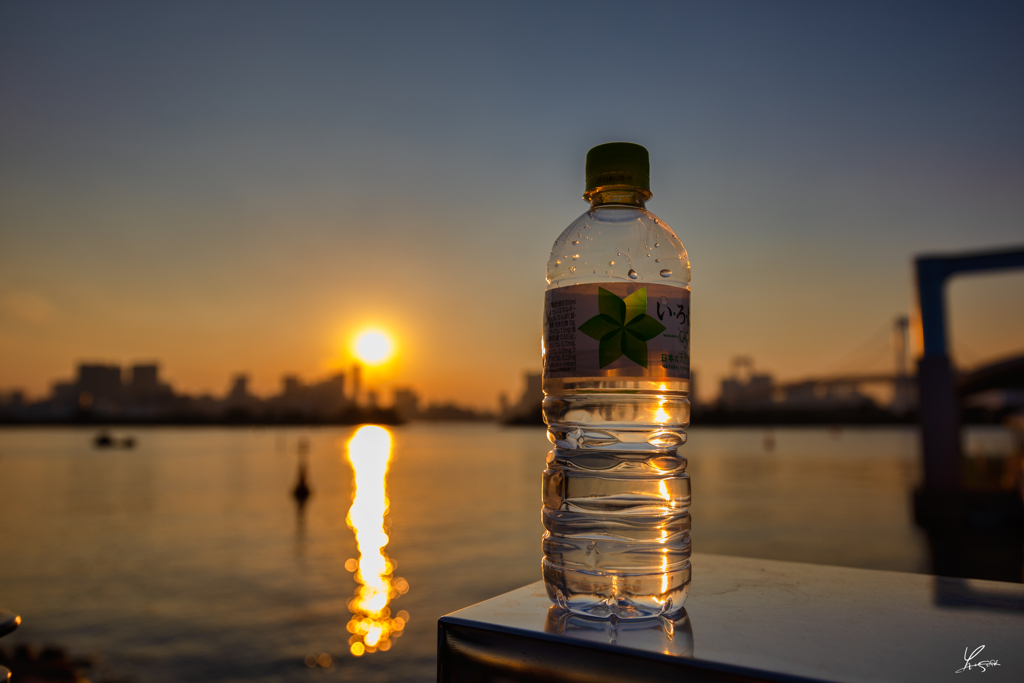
[891,316,912,415]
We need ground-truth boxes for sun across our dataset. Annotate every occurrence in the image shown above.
[354,330,394,366]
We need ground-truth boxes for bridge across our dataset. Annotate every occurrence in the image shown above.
[957,353,1024,397]
[718,314,1023,415]
[775,356,1024,398]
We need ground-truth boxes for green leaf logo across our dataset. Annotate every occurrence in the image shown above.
[578,287,666,368]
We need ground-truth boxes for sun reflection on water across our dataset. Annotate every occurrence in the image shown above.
[343,425,409,657]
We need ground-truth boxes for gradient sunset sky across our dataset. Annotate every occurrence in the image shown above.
[2,1,1022,409]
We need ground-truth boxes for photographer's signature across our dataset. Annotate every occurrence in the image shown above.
[956,645,1000,673]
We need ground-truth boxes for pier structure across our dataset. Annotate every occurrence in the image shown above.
[913,245,1024,530]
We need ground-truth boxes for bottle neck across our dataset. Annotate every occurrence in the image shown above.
[584,185,651,208]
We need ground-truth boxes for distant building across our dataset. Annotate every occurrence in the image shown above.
[268,371,347,419]
[0,389,38,421]
[313,373,346,415]
[77,363,123,411]
[504,371,542,421]
[129,364,160,396]
[188,393,222,418]
[0,390,27,418]
[777,381,875,411]
[523,373,542,406]
[716,355,883,413]
[225,373,260,416]
[51,382,77,412]
[279,375,307,414]
[283,375,302,396]
[228,374,250,401]
[393,387,419,420]
[419,401,492,421]
[351,363,362,406]
[121,363,173,418]
[719,373,774,408]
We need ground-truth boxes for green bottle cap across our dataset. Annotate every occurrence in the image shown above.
[585,142,651,194]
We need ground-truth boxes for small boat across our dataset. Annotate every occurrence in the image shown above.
[93,433,137,449]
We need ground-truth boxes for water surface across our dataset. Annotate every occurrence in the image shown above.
[0,424,932,681]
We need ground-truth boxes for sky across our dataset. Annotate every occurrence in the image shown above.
[1,0,1023,409]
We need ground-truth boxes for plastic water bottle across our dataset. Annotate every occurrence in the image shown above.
[542,142,691,619]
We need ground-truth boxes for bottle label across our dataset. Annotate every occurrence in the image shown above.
[543,283,690,379]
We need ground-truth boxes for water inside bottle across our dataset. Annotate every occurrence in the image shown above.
[542,377,691,619]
